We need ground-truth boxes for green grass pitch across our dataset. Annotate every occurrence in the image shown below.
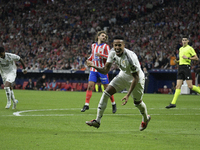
[0,90,200,150]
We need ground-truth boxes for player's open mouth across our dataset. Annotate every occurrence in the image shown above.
[115,49,121,54]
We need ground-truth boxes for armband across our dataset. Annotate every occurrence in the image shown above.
[188,57,190,60]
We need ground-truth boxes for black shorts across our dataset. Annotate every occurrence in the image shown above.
[177,65,192,80]
[198,74,200,84]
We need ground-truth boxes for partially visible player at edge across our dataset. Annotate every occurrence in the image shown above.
[0,47,27,109]
[81,30,116,113]
[166,36,200,109]
[86,35,151,131]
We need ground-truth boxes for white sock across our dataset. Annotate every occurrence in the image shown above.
[135,101,148,122]
[111,102,115,105]
[96,91,110,123]
[10,90,16,103]
[4,87,11,105]
[85,103,89,106]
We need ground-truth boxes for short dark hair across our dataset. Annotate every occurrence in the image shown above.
[0,47,5,52]
[113,35,124,41]
[95,30,108,42]
[182,35,189,39]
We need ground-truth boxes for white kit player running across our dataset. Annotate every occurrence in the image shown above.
[85,35,151,131]
[0,47,27,109]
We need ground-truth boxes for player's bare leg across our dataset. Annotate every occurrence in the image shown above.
[81,81,95,112]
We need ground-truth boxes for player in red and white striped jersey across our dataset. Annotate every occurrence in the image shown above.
[81,31,116,113]
[87,42,110,72]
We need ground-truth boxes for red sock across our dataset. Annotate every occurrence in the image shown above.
[110,95,115,103]
[85,90,92,104]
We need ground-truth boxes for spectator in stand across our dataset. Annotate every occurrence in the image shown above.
[80,64,87,71]
[154,58,160,69]
[45,79,52,91]
[76,82,83,91]
[60,80,72,91]
[169,53,177,69]
[161,55,170,69]
[25,78,35,90]
[36,74,46,90]
[0,0,199,72]
[50,79,59,91]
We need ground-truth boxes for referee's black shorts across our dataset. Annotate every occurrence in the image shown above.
[177,65,192,80]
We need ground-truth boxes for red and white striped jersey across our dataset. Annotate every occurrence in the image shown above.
[88,43,110,72]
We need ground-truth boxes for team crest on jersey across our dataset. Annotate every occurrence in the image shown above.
[99,48,103,53]
[122,60,126,66]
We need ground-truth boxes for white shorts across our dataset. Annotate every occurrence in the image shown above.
[109,74,145,101]
[2,73,16,85]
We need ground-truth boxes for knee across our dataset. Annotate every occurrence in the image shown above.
[87,84,94,91]
[188,85,193,89]
[175,85,181,89]
[4,87,10,92]
[4,87,10,90]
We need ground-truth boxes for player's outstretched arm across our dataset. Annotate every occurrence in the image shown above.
[19,58,27,74]
[86,60,112,75]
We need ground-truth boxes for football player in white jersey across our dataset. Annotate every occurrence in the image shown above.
[85,35,151,131]
[0,47,27,109]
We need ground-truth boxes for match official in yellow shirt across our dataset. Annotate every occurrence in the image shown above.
[166,36,200,108]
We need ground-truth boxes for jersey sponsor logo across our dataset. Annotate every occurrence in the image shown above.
[93,58,101,61]
[100,77,107,80]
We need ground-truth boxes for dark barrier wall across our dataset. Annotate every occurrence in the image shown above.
[0,69,195,93]
[148,69,195,93]
[0,70,119,86]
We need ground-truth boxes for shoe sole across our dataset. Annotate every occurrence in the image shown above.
[166,105,176,109]
[81,107,89,112]
[86,121,100,129]
[140,115,151,131]
[166,106,176,109]
[5,106,10,109]
[12,100,18,109]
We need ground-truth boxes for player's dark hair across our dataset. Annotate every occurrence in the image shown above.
[95,30,108,42]
[0,47,5,52]
[113,35,124,41]
[182,35,189,39]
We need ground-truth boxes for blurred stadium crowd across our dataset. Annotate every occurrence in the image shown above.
[0,0,199,72]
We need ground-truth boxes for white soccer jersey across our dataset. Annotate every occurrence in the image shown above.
[0,53,20,78]
[107,48,144,83]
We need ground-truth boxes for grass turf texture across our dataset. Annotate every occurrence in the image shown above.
[0,90,200,150]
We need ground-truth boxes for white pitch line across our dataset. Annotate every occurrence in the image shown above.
[7,107,200,117]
